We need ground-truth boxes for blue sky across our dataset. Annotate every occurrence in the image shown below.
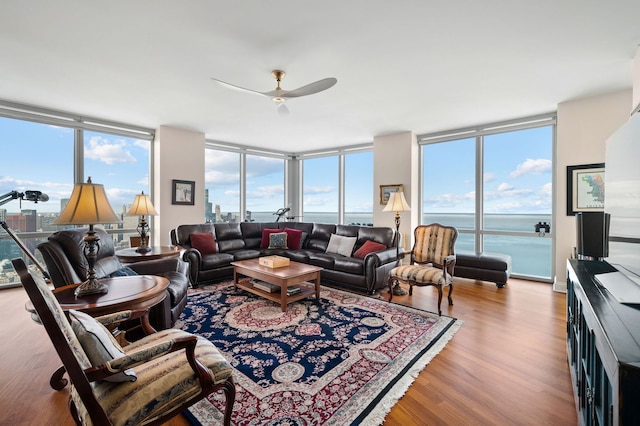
[1,115,551,217]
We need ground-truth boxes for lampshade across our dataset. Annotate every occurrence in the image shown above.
[54,177,121,225]
[383,191,411,212]
[126,191,158,216]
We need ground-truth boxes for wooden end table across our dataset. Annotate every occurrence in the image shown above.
[115,246,181,263]
[231,259,323,312]
[32,275,169,390]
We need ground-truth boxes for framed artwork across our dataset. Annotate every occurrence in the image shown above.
[566,163,605,215]
[172,179,195,205]
[380,184,404,205]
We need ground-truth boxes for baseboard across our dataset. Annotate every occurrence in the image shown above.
[553,277,567,293]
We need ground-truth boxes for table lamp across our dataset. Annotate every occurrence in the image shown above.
[383,191,411,295]
[126,191,158,253]
[53,177,121,297]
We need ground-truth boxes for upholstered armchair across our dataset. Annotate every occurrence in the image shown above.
[12,258,235,426]
[37,227,190,330]
[387,223,458,315]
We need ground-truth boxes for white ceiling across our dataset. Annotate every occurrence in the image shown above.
[1,1,639,153]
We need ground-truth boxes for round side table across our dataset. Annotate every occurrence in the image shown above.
[115,246,181,263]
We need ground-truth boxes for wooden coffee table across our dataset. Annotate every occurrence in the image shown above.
[231,259,323,312]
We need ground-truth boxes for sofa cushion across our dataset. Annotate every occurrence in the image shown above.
[326,234,357,257]
[354,240,387,258]
[284,228,304,250]
[260,228,282,248]
[268,232,288,249]
[308,253,336,269]
[190,232,217,254]
[69,310,136,382]
[334,257,364,275]
[201,253,235,269]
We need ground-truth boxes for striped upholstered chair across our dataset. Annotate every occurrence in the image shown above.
[12,258,236,426]
[387,224,458,315]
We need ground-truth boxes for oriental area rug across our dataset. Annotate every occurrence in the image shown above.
[176,282,462,426]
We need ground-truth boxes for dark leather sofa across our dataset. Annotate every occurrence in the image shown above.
[37,227,190,330]
[172,222,402,295]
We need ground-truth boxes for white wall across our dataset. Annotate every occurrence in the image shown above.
[153,125,205,245]
[554,90,631,290]
[633,46,640,113]
[373,132,419,249]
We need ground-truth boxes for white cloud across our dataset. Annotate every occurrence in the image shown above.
[509,158,552,178]
[539,182,552,197]
[85,136,136,165]
[497,182,514,192]
[484,172,495,183]
[304,186,335,195]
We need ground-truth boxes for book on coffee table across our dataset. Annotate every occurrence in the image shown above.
[252,280,280,293]
[286,286,301,296]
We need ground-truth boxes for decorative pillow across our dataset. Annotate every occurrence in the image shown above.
[260,228,282,248]
[353,240,387,259]
[325,234,357,257]
[68,310,137,382]
[108,266,138,277]
[268,232,288,249]
[190,232,216,254]
[284,228,304,249]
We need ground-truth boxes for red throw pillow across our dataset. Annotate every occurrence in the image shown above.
[284,228,304,249]
[353,240,387,259]
[260,228,282,248]
[190,232,216,254]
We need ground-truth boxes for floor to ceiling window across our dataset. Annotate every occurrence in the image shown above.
[245,154,285,222]
[0,102,154,286]
[204,149,240,223]
[302,156,339,224]
[421,115,555,280]
[344,151,373,225]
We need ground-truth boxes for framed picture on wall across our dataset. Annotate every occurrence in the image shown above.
[380,184,404,205]
[172,179,195,205]
[566,163,605,215]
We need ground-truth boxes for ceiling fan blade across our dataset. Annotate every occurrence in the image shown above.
[210,77,269,98]
[282,77,337,98]
[277,103,290,117]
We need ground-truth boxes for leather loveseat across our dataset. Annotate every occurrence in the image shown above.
[37,227,190,330]
[172,222,402,295]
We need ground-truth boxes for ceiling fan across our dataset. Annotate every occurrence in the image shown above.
[211,70,337,116]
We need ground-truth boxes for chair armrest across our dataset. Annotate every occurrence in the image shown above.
[93,310,135,326]
[181,248,203,284]
[127,257,182,275]
[84,335,211,386]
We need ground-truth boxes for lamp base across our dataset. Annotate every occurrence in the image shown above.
[135,245,152,253]
[74,278,109,297]
[392,282,409,296]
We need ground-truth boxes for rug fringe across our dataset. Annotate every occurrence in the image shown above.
[358,319,464,426]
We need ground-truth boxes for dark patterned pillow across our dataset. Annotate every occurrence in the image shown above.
[108,266,138,277]
[268,232,288,249]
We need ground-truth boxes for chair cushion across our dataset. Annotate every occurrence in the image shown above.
[268,232,288,249]
[68,310,137,382]
[325,234,357,257]
[70,328,233,426]
[390,264,450,286]
[190,232,217,254]
[260,228,282,248]
[353,240,387,258]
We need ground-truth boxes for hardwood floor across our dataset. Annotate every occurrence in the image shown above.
[0,277,577,425]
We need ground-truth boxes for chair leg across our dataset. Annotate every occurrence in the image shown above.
[387,276,396,302]
[447,282,454,306]
[221,377,236,426]
[436,284,443,316]
[409,284,413,296]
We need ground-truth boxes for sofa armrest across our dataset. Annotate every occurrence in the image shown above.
[127,257,183,275]
[366,247,404,266]
[181,248,203,285]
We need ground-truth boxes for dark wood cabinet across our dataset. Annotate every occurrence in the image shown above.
[567,260,640,426]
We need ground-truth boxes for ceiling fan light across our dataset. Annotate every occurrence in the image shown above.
[272,97,285,104]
